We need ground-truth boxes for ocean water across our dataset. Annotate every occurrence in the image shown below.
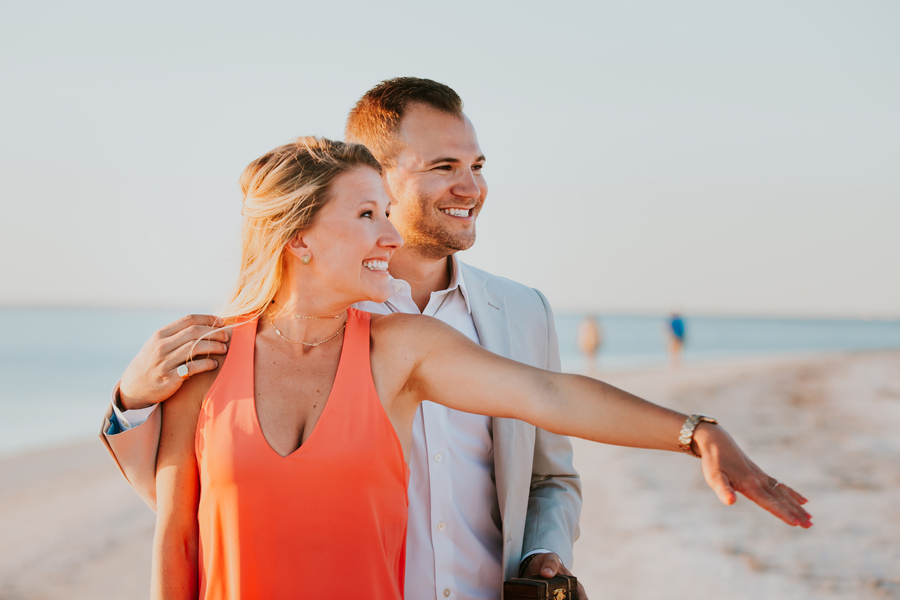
[0,308,188,458]
[1,307,898,458]
[554,313,900,372]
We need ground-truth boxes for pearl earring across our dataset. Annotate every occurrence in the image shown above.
[301,255,312,265]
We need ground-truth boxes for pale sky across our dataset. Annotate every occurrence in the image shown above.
[1,0,898,317]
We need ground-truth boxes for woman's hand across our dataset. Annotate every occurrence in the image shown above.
[693,423,812,528]
[119,314,229,411]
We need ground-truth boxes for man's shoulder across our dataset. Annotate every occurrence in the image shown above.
[458,260,550,308]
[458,260,560,368]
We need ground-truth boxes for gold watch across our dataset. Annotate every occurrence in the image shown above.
[678,414,718,458]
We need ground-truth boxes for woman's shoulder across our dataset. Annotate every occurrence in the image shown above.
[165,367,219,421]
[368,311,444,334]
[368,312,461,357]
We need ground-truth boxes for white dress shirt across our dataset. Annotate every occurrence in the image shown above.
[111,255,552,598]
[356,256,502,600]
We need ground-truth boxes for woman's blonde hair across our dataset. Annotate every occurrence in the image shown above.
[217,136,381,321]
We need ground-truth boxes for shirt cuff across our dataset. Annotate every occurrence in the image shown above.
[520,548,554,563]
[110,380,156,431]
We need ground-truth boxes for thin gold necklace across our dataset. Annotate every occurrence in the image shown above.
[268,310,347,346]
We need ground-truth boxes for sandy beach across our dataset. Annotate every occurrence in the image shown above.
[572,350,900,599]
[1,350,898,599]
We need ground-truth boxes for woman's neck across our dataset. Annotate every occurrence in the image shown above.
[264,289,349,345]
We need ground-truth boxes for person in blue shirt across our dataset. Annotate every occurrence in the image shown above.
[668,313,686,368]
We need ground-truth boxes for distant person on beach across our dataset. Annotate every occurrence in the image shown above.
[99,79,811,599]
[577,314,603,375]
[668,312,686,368]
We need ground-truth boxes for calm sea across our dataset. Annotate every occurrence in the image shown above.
[1,307,898,458]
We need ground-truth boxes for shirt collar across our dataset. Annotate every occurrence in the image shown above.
[447,254,472,314]
[387,254,472,315]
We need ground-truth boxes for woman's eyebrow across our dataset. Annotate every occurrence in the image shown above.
[355,199,389,209]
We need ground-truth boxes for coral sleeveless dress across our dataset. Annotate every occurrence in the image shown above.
[195,308,409,599]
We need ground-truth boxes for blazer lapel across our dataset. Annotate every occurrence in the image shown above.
[459,262,529,539]
[462,263,512,360]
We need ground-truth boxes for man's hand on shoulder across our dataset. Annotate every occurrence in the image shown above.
[521,553,589,600]
[119,314,229,411]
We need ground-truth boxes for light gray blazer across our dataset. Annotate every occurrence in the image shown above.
[100,260,582,583]
[456,261,581,579]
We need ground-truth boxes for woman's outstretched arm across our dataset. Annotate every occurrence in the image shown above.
[151,371,212,599]
[383,314,812,528]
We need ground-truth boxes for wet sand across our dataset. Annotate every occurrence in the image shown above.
[0,351,897,599]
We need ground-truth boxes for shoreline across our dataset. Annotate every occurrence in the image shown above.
[1,349,898,598]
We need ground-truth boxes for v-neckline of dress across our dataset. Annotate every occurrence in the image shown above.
[249,312,352,459]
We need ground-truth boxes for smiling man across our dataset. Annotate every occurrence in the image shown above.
[347,79,583,599]
[101,77,583,599]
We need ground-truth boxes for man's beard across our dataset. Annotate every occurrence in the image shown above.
[400,217,476,260]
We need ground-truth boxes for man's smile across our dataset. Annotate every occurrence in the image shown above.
[440,208,473,218]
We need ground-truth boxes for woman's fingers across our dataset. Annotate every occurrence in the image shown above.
[780,483,809,505]
[156,337,229,388]
[157,314,222,339]
[160,322,230,356]
[769,486,812,527]
[736,476,813,528]
[773,483,813,526]
[119,314,227,410]
[705,469,737,506]
[166,339,229,370]
[173,357,219,380]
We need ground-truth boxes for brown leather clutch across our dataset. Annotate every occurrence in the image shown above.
[503,575,578,599]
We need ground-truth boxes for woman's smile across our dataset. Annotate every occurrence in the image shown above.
[363,259,390,272]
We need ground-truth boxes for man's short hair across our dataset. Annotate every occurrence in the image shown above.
[345,77,464,168]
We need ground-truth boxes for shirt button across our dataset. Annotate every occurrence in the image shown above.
[443,589,451,597]
[393,283,403,292]
[437,521,446,532]
[434,453,443,463]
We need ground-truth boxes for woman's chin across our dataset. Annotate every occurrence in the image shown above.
[359,283,391,304]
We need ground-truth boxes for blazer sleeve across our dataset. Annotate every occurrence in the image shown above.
[99,401,161,511]
[521,289,583,568]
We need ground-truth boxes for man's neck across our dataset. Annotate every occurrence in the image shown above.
[388,248,454,312]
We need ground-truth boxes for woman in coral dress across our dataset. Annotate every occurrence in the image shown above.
[152,138,811,600]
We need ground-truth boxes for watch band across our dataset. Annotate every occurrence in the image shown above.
[678,413,718,457]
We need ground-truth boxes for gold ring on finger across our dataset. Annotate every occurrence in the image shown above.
[176,364,190,380]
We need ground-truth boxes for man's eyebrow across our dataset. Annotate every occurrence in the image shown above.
[424,155,487,167]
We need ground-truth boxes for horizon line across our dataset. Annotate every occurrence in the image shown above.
[2,302,899,322]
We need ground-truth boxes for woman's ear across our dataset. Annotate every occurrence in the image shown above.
[284,233,312,263]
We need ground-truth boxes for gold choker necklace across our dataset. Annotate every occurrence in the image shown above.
[267,304,347,346]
